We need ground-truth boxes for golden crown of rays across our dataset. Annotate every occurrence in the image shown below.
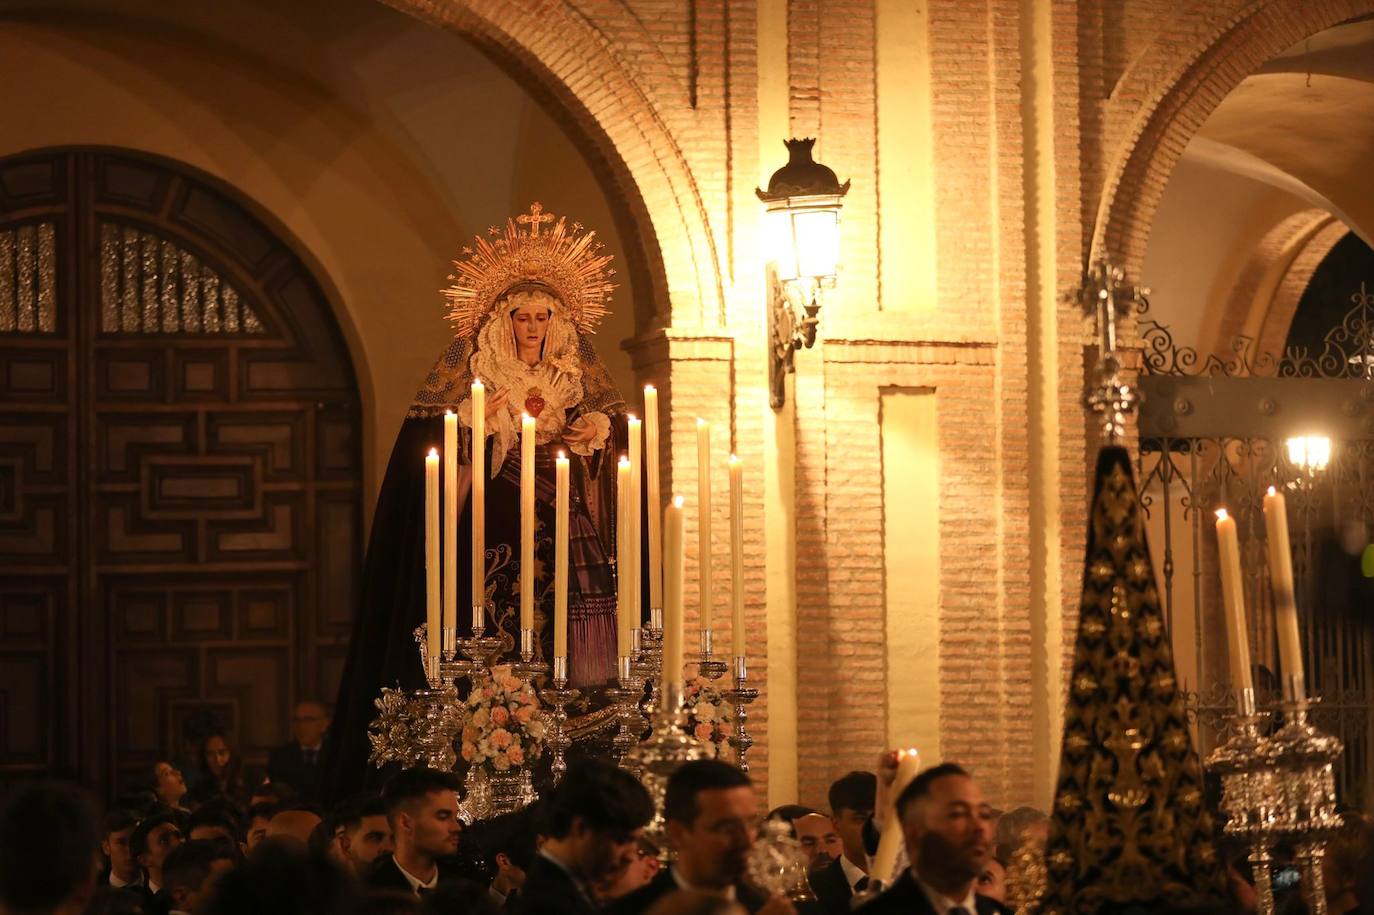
[443,202,617,339]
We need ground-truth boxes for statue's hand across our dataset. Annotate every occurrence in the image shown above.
[484,389,509,422]
[562,417,598,447]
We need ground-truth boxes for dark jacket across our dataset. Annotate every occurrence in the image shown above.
[810,858,864,913]
[509,852,599,915]
[364,854,461,896]
[267,737,330,803]
[853,870,1009,915]
[604,867,774,915]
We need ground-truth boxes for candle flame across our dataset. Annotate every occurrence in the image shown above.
[1216,508,1229,521]
[644,383,656,393]
[473,377,483,387]
[729,453,740,464]
[557,450,566,460]
[619,455,630,466]
[1267,485,1277,496]
[628,413,638,423]
[522,412,532,422]
[427,447,439,457]
[445,409,454,416]
[697,417,707,427]
[673,495,684,508]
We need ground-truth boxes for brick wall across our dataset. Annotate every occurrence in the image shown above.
[379,0,1367,808]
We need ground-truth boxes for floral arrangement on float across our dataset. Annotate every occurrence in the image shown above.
[682,662,735,751]
[461,665,546,771]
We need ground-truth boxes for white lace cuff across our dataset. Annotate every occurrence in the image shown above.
[567,411,611,457]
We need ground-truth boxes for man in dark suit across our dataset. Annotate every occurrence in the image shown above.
[810,771,877,914]
[267,700,331,803]
[606,759,794,915]
[855,763,1008,915]
[511,761,654,915]
[366,767,463,896]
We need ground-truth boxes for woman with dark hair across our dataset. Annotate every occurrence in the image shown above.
[186,733,254,810]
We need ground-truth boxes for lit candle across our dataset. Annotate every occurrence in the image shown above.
[628,415,642,633]
[1264,486,1304,684]
[424,448,441,659]
[471,379,486,630]
[663,495,686,695]
[873,748,922,882]
[617,456,633,658]
[443,411,458,643]
[520,413,536,632]
[729,454,745,658]
[697,418,713,630]
[645,386,662,616]
[1214,509,1255,696]
[554,452,570,661]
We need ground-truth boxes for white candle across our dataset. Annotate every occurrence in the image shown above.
[628,415,642,633]
[1214,509,1255,696]
[663,495,686,695]
[873,748,922,882]
[729,454,745,658]
[424,448,441,659]
[645,386,663,615]
[520,413,536,632]
[697,418,713,630]
[554,453,570,661]
[443,412,458,643]
[471,379,486,630]
[1264,486,1304,683]
[617,457,633,658]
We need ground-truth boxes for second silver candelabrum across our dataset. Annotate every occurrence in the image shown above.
[1206,677,1344,915]
[630,679,713,854]
[539,656,580,785]
[722,655,759,772]
[609,656,649,773]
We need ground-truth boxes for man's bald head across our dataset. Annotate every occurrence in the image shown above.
[266,810,322,847]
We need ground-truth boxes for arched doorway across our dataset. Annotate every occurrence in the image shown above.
[0,148,362,797]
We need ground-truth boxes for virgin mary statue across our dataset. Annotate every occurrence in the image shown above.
[324,205,632,800]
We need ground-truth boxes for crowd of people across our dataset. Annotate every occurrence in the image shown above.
[8,701,1369,915]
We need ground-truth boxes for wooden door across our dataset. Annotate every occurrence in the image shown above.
[0,149,361,796]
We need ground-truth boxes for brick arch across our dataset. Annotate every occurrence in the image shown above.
[380,0,724,332]
[1093,0,1374,278]
[1260,218,1352,357]
[1208,209,1334,362]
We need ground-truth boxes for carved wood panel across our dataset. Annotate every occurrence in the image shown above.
[0,150,361,796]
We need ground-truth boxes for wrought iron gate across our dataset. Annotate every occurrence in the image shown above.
[1134,284,1374,805]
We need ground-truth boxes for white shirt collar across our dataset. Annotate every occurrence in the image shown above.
[394,857,438,894]
[839,855,868,892]
[671,867,737,901]
[147,879,162,896]
[914,873,978,915]
[109,871,143,889]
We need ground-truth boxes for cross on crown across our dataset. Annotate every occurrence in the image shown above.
[517,202,556,238]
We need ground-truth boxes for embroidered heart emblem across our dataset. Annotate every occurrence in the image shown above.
[524,390,546,418]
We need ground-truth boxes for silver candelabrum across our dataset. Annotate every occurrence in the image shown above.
[538,656,580,785]
[609,655,649,773]
[367,624,464,771]
[630,679,713,853]
[633,610,665,716]
[722,655,759,772]
[1207,677,1343,915]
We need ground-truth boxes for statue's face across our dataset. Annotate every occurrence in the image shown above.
[508,289,555,355]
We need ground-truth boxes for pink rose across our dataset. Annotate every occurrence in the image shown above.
[492,706,510,726]
[461,744,474,761]
[493,751,510,771]
[694,723,714,741]
[507,746,525,766]
[514,705,535,724]
[491,728,514,749]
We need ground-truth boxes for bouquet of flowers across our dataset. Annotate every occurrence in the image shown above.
[461,666,546,772]
[682,662,735,745]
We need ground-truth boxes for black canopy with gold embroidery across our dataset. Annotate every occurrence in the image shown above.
[1038,445,1227,913]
